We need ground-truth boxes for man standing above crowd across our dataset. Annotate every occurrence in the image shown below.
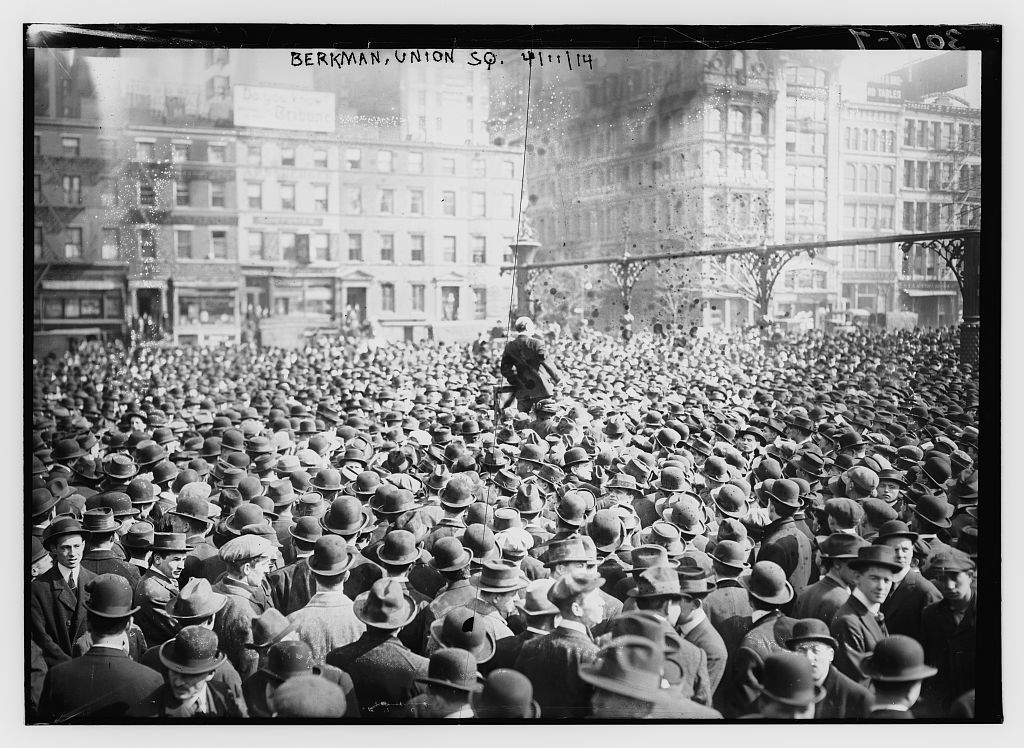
[500,317,562,415]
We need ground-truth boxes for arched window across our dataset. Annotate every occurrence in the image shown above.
[870,129,878,151]
[888,130,896,152]
[881,166,894,194]
[707,107,721,132]
[728,108,748,134]
[859,165,869,192]
[845,127,851,149]
[707,150,721,174]
[852,129,860,150]
[862,129,870,150]
[729,149,743,173]
[752,110,765,136]
[751,151,764,175]
[870,165,880,193]
[844,164,857,192]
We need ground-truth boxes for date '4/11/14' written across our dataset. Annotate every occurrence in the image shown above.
[521,51,595,71]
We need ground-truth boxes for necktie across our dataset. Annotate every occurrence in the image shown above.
[68,572,77,600]
[875,611,887,633]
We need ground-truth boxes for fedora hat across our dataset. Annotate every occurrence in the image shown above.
[123,520,155,551]
[81,507,122,535]
[320,496,373,538]
[166,578,228,620]
[416,648,484,693]
[624,544,679,573]
[848,545,903,574]
[861,634,938,682]
[651,467,689,494]
[354,578,418,630]
[741,561,795,605]
[491,468,520,495]
[578,635,673,705]
[431,608,497,665]
[512,481,544,515]
[817,533,869,560]
[259,640,322,685]
[711,539,751,571]
[440,479,474,509]
[554,491,589,527]
[42,517,85,550]
[247,608,300,649]
[369,485,422,517]
[542,536,591,568]
[102,454,139,480]
[604,473,644,497]
[628,565,683,599]
[223,503,269,536]
[766,478,802,508]
[429,536,474,572]
[266,479,296,507]
[785,617,838,650]
[168,494,214,526]
[461,524,500,565]
[472,669,541,719]
[754,652,826,707]
[677,569,718,597]
[288,516,324,545]
[470,559,529,594]
[515,578,559,617]
[150,532,194,554]
[159,625,226,675]
[912,492,953,529]
[872,520,919,544]
[365,529,426,568]
[84,573,140,618]
[307,535,354,576]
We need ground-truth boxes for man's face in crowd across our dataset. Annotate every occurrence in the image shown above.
[856,564,893,605]
[573,588,604,627]
[937,569,973,605]
[55,534,84,570]
[794,641,835,684]
[154,551,187,581]
[880,537,914,570]
[244,555,274,587]
[735,434,758,454]
[876,479,901,504]
[168,670,215,702]
[31,552,54,580]
[785,426,808,442]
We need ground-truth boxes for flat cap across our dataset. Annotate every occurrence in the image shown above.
[824,497,864,529]
[219,534,274,565]
[928,548,975,574]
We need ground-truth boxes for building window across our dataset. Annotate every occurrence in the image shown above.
[169,142,187,163]
[247,232,265,261]
[138,182,155,207]
[280,183,295,211]
[502,193,516,219]
[410,234,425,263]
[138,228,156,259]
[844,203,856,228]
[502,160,515,179]
[175,229,193,259]
[346,187,361,213]
[345,148,361,169]
[441,287,460,320]
[752,110,766,136]
[281,147,295,167]
[246,182,262,210]
[471,235,486,264]
[377,150,393,172]
[211,182,225,208]
[247,145,262,165]
[441,157,455,175]
[172,179,189,207]
[728,108,748,134]
[210,229,227,259]
[409,189,424,215]
[101,228,119,260]
[442,190,456,216]
[471,192,486,218]
[60,136,81,157]
[280,232,296,262]
[503,238,515,265]
[62,175,81,204]
[473,287,487,320]
[472,158,486,178]
[208,144,227,163]
[34,226,43,260]
[379,189,394,214]
[380,233,394,262]
[313,184,329,212]
[347,233,363,261]
[408,152,423,174]
[707,108,722,132]
[313,149,327,168]
[312,233,329,262]
[135,140,153,161]
[881,166,894,194]
[381,283,395,312]
[442,235,456,263]
[880,205,894,230]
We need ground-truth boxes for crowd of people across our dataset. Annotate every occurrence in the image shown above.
[27,320,980,721]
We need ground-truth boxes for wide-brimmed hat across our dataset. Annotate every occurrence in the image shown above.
[354,578,418,630]
[83,573,140,618]
[166,577,228,620]
[470,559,529,594]
[578,636,674,705]
[861,635,938,682]
[80,507,122,535]
[430,608,497,665]
[754,652,826,707]
[364,529,427,568]
[247,608,300,648]
[848,545,903,574]
[785,617,838,650]
[416,648,484,693]
[159,625,226,675]
[741,561,794,605]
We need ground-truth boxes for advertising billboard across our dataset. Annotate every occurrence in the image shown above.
[233,85,336,132]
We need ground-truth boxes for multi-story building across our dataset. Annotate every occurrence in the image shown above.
[32,48,520,351]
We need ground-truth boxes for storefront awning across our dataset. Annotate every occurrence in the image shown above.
[41,280,120,291]
[902,289,958,297]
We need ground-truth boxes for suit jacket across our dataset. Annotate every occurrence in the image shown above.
[702,579,753,658]
[720,610,798,718]
[81,548,142,588]
[514,626,599,719]
[486,628,543,673]
[413,578,476,653]
[632,494,661,529]
[266,557,315,616]
[519,554,549,582]
[345,554,385,600]
[127,680,248,718]
[830,594,888,682]
[680,613,728,695]
[140,641,246,709]
[791,573,850,627]
[31,566,96,667]
[288,591,366,665]
[36,646,164,723]
[242,662,358,718]
[881,569,942,642]
[500,334,560,402]
[179,535,219,587]
[666,634,713,707]
[817,665,874,719]
[327,630,428,718]
[648,693,723,719]
[132,569,180,650]
[756,516,813,596]
[920,594,976,715]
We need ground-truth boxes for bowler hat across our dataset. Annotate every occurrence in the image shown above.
[431,608,496,664]
[307,535,354,576]
[651,467,689,494]
[785,618,838,650]
[471,559,529,594]
[515,578,559,617]
[921,455,952,488]
[167,577,228,620]
[320,496,373,537]
[354,578,418,630]
[667,499,707,538]
[430,536,473,572]
[714,484,748,519]
[577,636,672,705]
[52,438,87,463]
[604,473,644,497]
[440,479,474,509]
[766,479,802,508]
[311,468,343,492]
[861,634,938,682]
[817,533,869,560]
[848,545,903,573]
[365,529,426,568]
[461,524,500,564]
[288,516,323,545]
[150,532,194,554]
[872,520,919,544]
[370,485,422,517]
[103,454,139,480]
[472,669,541,719]
[260,640,320,683]
[31,488,59,518]
[712,539,751,571]
[84,573,140,618]
[755,652,826,706]
[159,625,226,675]
[912,492,953,529]
[42,517,85,550]
[416,648,483,693]
[741,561,794,605]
